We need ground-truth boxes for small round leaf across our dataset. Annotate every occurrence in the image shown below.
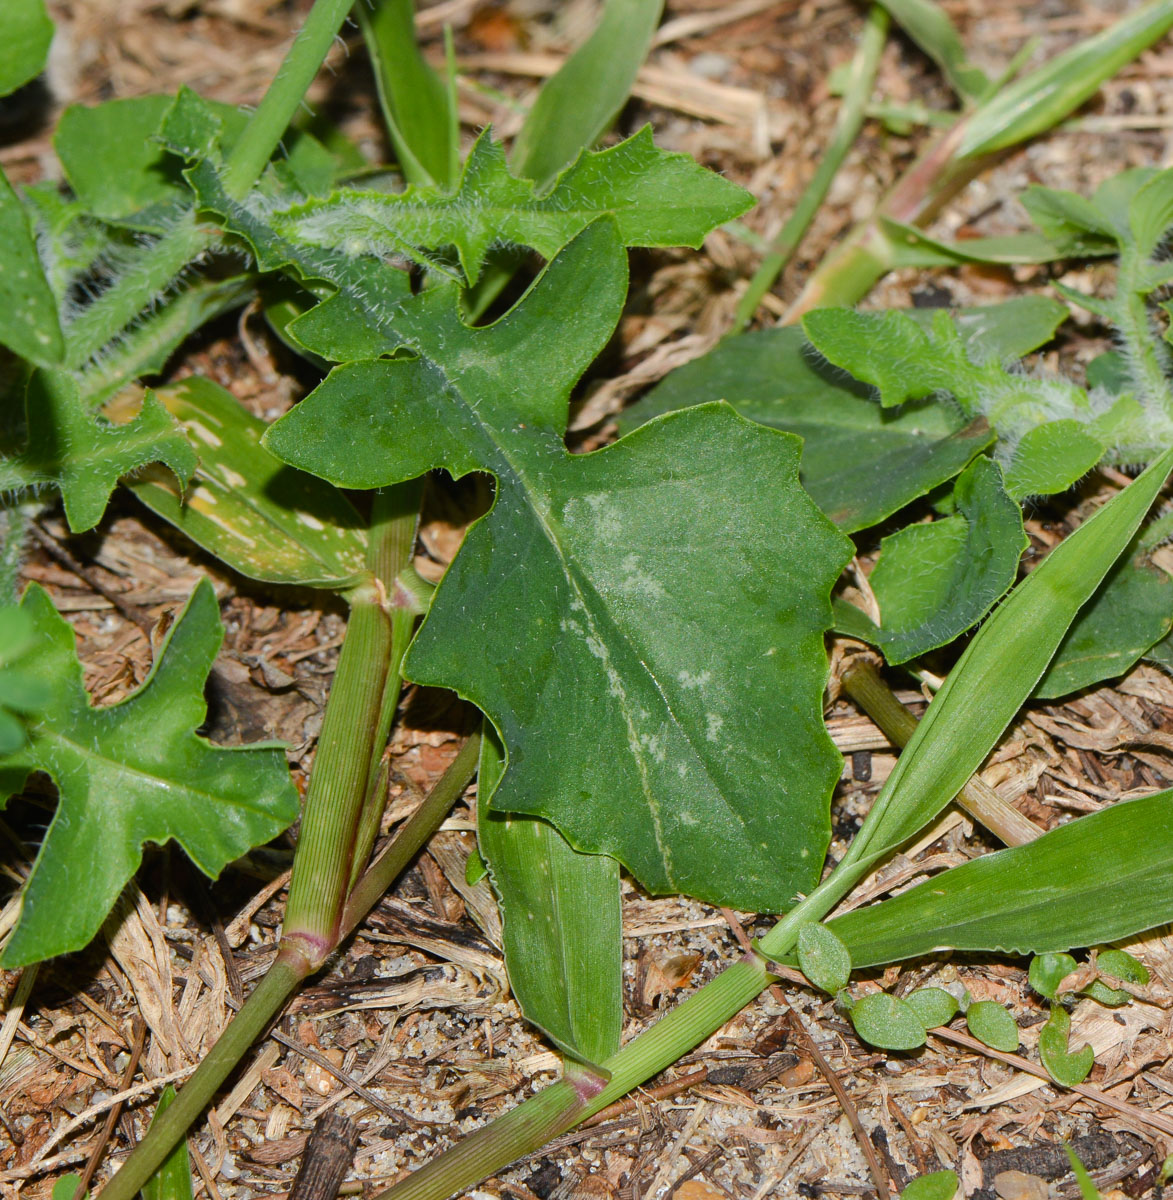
[1039,1006,1094,1087]
[1081,979,1130,1008]
[906,987,959,1030]
[901,1170,959,1200]
[1029,952,1077,1000]
[798,922,852,995]
[850,992,927,1051]
[965,1000,1019,1052]
[1096,948,1149,985]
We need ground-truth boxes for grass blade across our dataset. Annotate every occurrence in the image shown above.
[956,0,1173,159]
[878,0,987,99]
[847,447,1173,871]
[827,789,1173,964]
[358,0,458,188]
[511,0,665,188]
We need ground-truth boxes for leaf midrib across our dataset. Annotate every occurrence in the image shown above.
[436,369,759,887]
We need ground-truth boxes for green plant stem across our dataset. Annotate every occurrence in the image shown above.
[341,730,482,934]
[220,0,356,199]
[281,593,393,958]
[1116,247,1173,414]
[97,736,480,1200]
[781,118,984,320]
[841,659,1041,847]
[370,481,425,756]
[373,956,773,1200]
[730,4,888,334]
[64,217,212,368]
[285,479,425,955]
[66,0,355,367]
[96,951,309,1200]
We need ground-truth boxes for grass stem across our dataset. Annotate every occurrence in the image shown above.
[730,5,887,334]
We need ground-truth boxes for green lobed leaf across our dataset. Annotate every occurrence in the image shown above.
[835,446,1173,871]
[901,1171,958,1200]
[0,166,63,365]
[477,729,621,1066]
[965,1000,1019,1052]
[165,104,748,362]
[906,986,959,1029]
[1035,541,1173,699]
[266,222,854,913]
[1038,1005,1094,1087]
[825,790,1173,967]
[849,991,927,1051]
[1029,952,1077,1000]
[797,922,852,995]
[140,1086,195,1200]
[358,0,458,189]
[511,0,665,188]
[1,369,197,533]
[0,0,53,97]
[802,302,1154,495]
[271,127,753,287]
[868,457,1026,663]
[127,377,369,589]
[0,580,298,967]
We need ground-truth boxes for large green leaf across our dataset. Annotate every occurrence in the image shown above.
[128,377,368,589]
[1036,541,1173,697]
[511,0,665,188]
[826,789,1173,965]
[869,457,1026,663]
[0,0,53,97]
[267,222,853,912]
[0,580,298,967]
[0,167,63,365]
[620,298,1066,532]
[478,729,621,1066]
[1,369,197,532]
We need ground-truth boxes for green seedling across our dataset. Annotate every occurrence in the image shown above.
[2,2,1173,1199]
